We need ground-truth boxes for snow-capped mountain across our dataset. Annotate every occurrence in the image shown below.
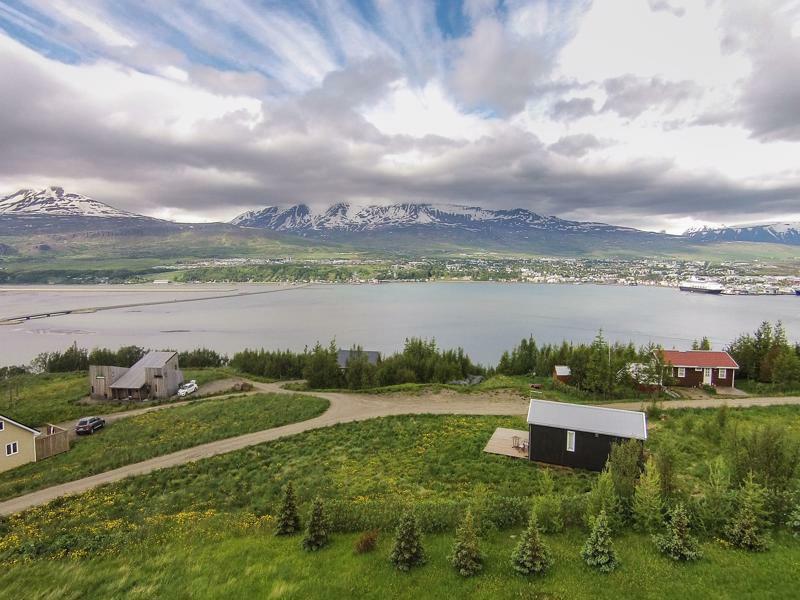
[231,202,640,235]
[684,222,800,245]
[0,187,140,218]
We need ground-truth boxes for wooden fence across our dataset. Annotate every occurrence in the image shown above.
[35,424,70,460]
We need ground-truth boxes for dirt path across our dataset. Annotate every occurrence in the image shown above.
[5,381,800,516]
[605,395,800,411]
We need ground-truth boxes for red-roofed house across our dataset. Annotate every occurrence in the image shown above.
[661,350,739,387]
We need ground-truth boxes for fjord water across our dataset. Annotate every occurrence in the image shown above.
[1,283,798,367]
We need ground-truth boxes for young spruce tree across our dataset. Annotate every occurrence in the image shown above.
[726,473,770,551]
[449,508,483,577]
[633,457,663,533]
[275,482,301,536]
[581,509,619,573]
[511,513,553,576]
[390,510,426,571]
[302,497,329,551]
[653,503,701,561]
[585,469,621,531]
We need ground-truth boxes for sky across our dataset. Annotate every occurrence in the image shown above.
[0,0,799,233]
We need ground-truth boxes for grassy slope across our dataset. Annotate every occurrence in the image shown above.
[0,393,328,501]
[1,406,799,596]
[0,369,240,427]
[2,527,798,600]
[0,373,123,426]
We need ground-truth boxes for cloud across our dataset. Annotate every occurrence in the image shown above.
[549,97,595,121]
[0,0,799,233]
[548,134,608,157]
[647,1,686,18]
[601,75,700,118]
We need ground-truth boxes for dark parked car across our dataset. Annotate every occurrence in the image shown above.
[75,416,105,435]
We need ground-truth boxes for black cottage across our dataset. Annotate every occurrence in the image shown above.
[527,399,647,471]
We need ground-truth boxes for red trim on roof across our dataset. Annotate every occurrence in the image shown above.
[661,350,739,369]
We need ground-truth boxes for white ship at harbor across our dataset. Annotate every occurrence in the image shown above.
[678,278,724,294]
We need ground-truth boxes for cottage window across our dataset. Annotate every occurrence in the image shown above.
[5,442,18,456]
[0,421,4,431]
[677,367,686,378]
[95,375,105,380]
[718,368,726,379]
[566,430,576,452]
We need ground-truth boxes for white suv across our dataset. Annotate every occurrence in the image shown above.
[177,380,198,397]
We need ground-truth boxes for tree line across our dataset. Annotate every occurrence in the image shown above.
[6,321,799,391]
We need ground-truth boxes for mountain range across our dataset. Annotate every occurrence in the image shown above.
[1,188,798,255]
[684,222,800,245]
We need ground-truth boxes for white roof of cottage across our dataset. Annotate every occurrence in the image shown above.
[110,351,177,390]
[554,365,571,376]
[527,399,647,440]
[0,414,40,436]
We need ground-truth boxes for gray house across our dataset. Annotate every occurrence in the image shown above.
[336,349,381,370]
[90,351,183,401]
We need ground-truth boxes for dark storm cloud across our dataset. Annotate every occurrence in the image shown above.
[601,75,700,118]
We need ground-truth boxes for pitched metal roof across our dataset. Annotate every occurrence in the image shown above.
[661,350,739,369]
[336,349,380,369]
[110,351,177,390]
[0,414,40,436]
[554,365,571,376]
[527,399,647,440]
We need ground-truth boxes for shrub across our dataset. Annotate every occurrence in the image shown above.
[449,509,483,577]
[532,471,563,533]
[510,513,553,576]
[585,469,621,531]
[653,440,679,499]
[633,457,663,533]
[275,482,301,536]
[726,473,770,551]
[788,504,800,538]
[653,503,701,561]
[607,439,643,511]
[354,530,379,554]
[581,510,619,573]
[390,510,426,571]
[302,497,329,551]
[531,494,564,534]
[696,457,735,536]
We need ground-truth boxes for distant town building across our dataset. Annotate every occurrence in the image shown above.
[90,351,183,401]
[526,400,647,471]
[553,365,572,384]
[661,350,739,388]
[336,349,381,370]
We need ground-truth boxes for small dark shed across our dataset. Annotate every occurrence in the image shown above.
[527,399,647,471]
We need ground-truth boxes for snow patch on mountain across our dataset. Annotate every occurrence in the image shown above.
[0,187,140,218]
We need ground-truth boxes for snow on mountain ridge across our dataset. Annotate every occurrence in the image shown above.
[684,221,800,245]
[230,202,639,234]
[0,187,139,218]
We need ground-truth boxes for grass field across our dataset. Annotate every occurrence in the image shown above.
[1,515,798,599]
[0,393,328,501]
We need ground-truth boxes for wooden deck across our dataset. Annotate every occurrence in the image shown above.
[483,427,529,459]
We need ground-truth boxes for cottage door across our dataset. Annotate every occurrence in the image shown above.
[702,368,712,385]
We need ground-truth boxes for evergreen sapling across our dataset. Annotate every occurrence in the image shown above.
[302,497,329,551]
[581,509,619,573]
[653,503,701,561]
[449,509,483,577]
[390,510,426,571]
[275,482,301,536]
[511,513,553,576]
